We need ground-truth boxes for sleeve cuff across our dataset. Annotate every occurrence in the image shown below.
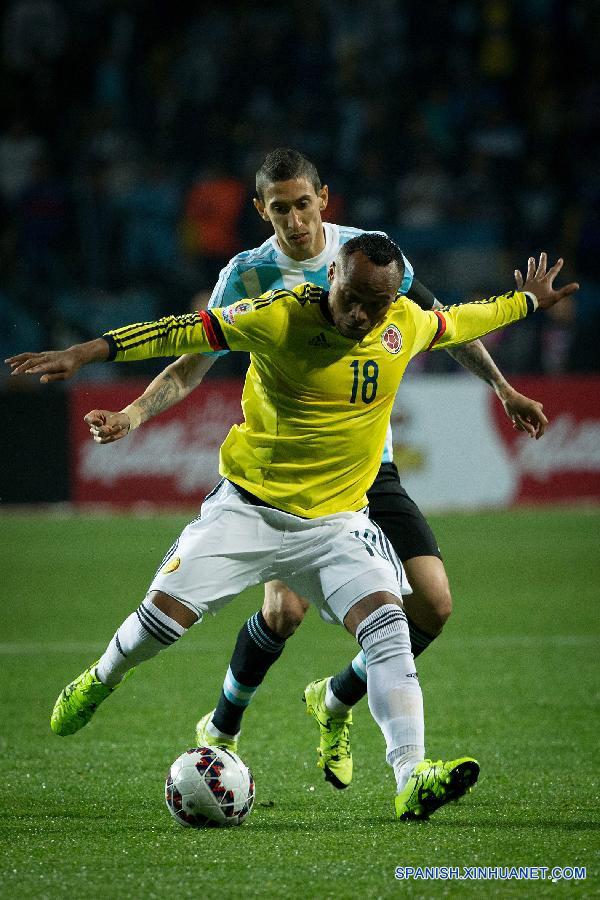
[102,334,117,361]
[523,291,538,313]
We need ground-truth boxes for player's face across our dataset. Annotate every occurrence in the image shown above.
[254,178,329,261]
[328,253,402,342]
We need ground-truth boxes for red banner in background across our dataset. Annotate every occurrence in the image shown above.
[70,379,244,506]
[69,375,600,509]
[491,376,600,503]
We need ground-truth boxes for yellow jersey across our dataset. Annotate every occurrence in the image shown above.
[104,284,536,517]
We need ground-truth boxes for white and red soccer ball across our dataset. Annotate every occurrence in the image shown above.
[165,746,255,828]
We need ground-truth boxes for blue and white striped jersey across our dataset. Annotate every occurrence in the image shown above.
[207,222,415,464]
[209,222,413,308]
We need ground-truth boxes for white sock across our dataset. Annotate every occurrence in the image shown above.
[355,603,425,792]
[325,678,352,716]
[96,597,187,687]
[389,745,424,793]
[206,719,239,741]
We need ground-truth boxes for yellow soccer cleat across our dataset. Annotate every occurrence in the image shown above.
[303,678,353,789]
[395,757,480,821]
[195,710,239,752]
[50,662,131,735]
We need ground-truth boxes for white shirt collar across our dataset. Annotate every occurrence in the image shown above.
[270,222,339,271]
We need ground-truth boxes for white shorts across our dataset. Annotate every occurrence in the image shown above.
[149,480,408,625]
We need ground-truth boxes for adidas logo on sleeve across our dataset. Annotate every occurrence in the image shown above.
[308,332,331,348]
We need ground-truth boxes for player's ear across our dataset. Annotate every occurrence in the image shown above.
[318,185,329,210]
[328,261,335,283]
[253,197,270,221]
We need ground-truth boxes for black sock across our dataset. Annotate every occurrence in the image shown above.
[406,615,439,658]
[329,613,438,708]
[212,610,285,735]
[330,663,366,707]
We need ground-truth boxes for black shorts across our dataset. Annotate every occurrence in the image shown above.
[366,462,441,562]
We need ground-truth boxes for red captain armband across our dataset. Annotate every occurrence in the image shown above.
[199,309,228,352]
[426,310,447,350]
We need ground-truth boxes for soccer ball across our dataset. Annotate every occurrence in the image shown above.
[165,746,255,828]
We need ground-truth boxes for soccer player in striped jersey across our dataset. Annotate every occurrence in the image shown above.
[15,148,548,789]
[70,148,547,788]
[7,240,576,819]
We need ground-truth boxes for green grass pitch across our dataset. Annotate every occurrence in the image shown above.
[1,508,598,898]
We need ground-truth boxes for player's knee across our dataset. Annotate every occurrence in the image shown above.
[148,590,199,629]
[262,582,309,639]
[356,603,411,661]
[343,590,402,637]
[263,602,307,638]
[433,584,452,627]
[415,579,452,630]
[406,560,453,633]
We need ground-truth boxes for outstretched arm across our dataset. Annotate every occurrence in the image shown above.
[85,353,217,443]
[87,284,219,442]
[409,277,547,440]
[424,253,578,358]
[439,315,548,439]
[6,310,219,380]
[6,338,110,382]
[6,284,293,381]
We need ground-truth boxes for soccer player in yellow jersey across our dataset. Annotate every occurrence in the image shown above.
[10,148,550,792]
[73,148,551,791]
[7,238,577,820]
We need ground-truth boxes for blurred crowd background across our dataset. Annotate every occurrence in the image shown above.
[1,0,598,380]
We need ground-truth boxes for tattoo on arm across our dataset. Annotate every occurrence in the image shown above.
[128,354,214,426]
[444,340,507,391]
[137,372,184,422]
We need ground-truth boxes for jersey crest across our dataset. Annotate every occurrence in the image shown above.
[381,324,402,354]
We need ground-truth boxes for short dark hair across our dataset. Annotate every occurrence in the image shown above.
[339,233,405,275]
[255,148,322,202]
